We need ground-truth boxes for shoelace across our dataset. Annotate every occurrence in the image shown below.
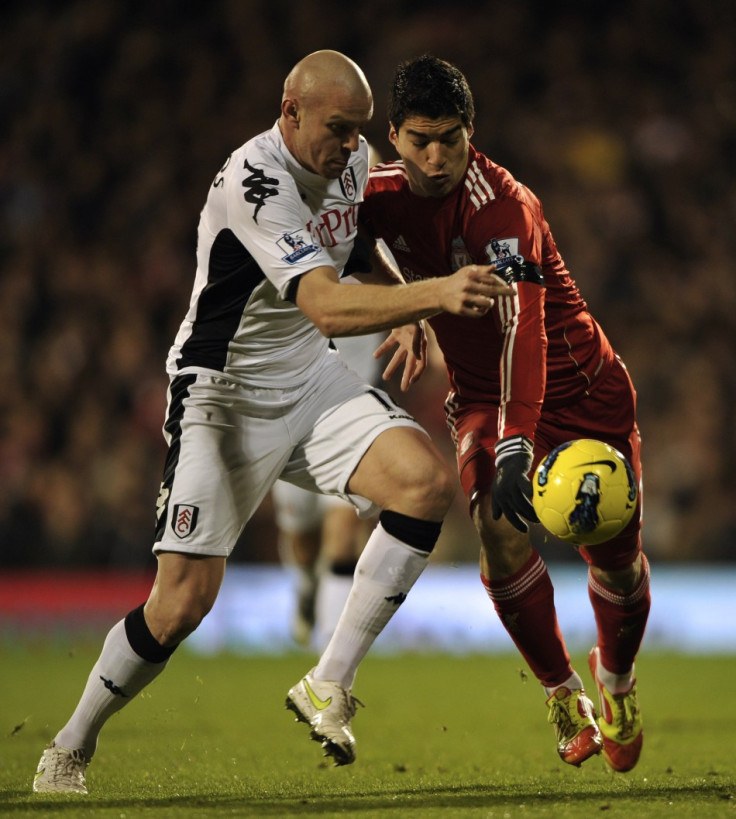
[346,695,365,718]
[548,698,577,740]
[549,690,594,743]
[48,748,85,782]
[610,690,639,741]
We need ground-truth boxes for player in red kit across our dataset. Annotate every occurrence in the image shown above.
[357,55,649,772]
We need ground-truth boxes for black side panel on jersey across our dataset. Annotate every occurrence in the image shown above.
[343,234,373,276]
[177,228,265,371]
[154,373,197,544]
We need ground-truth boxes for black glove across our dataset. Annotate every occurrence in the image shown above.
[491,435,539,533]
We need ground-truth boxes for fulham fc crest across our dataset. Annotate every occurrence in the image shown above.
[172,504,199,538]
[339,167,357,201]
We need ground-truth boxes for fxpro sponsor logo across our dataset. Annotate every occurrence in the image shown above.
[277,231,321,264]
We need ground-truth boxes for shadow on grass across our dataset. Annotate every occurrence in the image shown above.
[5,779,735,814]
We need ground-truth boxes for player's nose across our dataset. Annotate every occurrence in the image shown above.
[343,128,361,152]
[426,142,445,167]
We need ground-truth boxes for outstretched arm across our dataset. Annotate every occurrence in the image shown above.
[295,263,513,338]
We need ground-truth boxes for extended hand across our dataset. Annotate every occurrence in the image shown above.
[440,265,515,317]
[374,322,427,391]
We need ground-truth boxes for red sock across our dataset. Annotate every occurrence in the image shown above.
[588,553,651,675]
[482,550,572,688]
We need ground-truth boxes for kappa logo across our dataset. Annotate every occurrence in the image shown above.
[277,231,321,264]
[172,504,199,538]
[100,675,129,698]
[241,159,279,223]
[392,234,411,253]
[339,166,358,201]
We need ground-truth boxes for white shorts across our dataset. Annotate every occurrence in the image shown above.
[153,351,424,557]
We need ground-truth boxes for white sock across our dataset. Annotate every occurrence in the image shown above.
[55,619,169,758]
[313,571,353,652]
[544,671,584,698]
[314,523,429,689]
[596,658,635,695]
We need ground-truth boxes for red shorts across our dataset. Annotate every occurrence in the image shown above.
[446,356,642,571]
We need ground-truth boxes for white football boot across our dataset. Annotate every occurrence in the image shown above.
[286,668,362,765]
[33,743,88,794]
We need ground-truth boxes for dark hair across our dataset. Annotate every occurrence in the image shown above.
[388,55,475,130]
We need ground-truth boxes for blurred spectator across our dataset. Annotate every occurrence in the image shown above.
[1,0,734,565]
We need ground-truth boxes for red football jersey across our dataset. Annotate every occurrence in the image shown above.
[360,146,616,441]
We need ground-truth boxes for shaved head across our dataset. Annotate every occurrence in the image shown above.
[279,50,373,178]
[283,50,372,107]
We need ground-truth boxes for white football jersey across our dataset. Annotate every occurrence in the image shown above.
[167,122,369,387]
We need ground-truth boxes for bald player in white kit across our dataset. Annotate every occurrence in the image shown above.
[33,50,512,794]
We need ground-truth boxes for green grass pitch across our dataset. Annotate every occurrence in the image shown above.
[2,644,735,817]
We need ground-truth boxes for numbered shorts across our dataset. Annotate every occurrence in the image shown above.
[153,353,423,557]
[446,355,643,571]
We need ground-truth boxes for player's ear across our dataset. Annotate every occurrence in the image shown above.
[467,122,474,140]
[282,98,300,125]
[388,123,399,149]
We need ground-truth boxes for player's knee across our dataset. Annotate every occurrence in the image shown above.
[474,495,531,576]
[410,458,455,518]
[147,592,214,646]
[373,455,455,520]
[590,553,643,595]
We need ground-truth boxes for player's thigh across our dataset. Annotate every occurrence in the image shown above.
[349,425,454,517]
[282,383,441,518]
[536,364,643,572]
[155,374,290,557]
[536,358,641,479]
[446,398,500,502]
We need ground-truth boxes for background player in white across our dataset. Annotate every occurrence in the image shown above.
[272,330,386,649]
[33,50,513,794]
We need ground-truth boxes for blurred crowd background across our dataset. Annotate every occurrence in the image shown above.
[1,0,734,569]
